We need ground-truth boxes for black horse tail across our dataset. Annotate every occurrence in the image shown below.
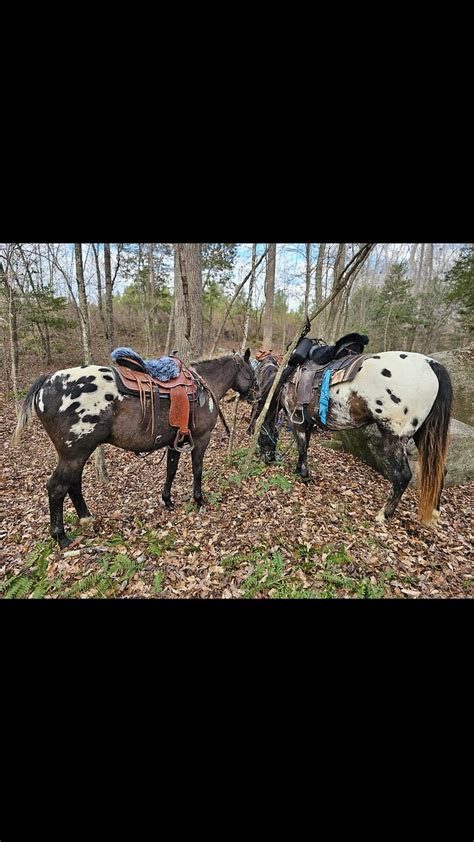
[12,374,49,446]
[417,361,453,523]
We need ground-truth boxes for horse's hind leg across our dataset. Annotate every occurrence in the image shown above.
[46,455,90,548]
[375,433,412,524]
[191,431,212,507]
[68,469,92,523]
[293,423,310,481]
[162,448,181,509]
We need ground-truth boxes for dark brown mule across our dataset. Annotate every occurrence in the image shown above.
[247,354,280,435]
[13,351,256,548]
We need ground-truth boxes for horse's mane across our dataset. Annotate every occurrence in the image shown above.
[192,355,236,367]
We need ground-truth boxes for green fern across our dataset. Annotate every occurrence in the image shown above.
[63,572,103,599]
[5,577,33,599]
[31,578,52,599]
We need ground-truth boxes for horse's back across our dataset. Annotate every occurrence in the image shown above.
[335,351,441,437]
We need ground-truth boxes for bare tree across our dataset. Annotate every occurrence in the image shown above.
[91,244,105,324]
[228,244,257,457]
[315,243,326,308]
[75,244,93,363]
[174,244,203,362]
[325,243,347,341]
[409,243,418,280]
[211,247,269,355]
[262,243,276,348]
[304,243,312,318]
[0,257,19,409]
[75,244,107,480]
[104,243,114,351]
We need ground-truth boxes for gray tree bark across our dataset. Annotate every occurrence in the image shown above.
[262,243,276,348]
[92,243,104,323]
[1,260,19,410]
[104,243,114,351]
[75,244,107,480]
[304,243,312,318]
[75,244,93,364]
[173,244,203,362]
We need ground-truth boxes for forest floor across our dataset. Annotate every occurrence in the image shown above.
[1,376,472,599]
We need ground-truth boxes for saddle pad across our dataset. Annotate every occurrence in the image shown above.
[114,363,197,394]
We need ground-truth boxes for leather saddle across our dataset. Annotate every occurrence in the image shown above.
[289,353,370,425]
[112,355,198,452]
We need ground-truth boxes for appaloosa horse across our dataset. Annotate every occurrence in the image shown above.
[13,351,257,547]
[259,350,453,526]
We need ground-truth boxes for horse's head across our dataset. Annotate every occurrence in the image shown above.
[232,349,258,403]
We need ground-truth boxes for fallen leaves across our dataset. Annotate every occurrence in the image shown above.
[1,378,473,599]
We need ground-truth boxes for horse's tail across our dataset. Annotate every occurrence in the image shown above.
[12,374,49,445]
[417,361,453,523]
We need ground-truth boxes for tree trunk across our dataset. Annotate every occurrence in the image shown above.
[104,243,114,351]
[165,294,175,355]
[409,243,418,282]
[92,243,104,323]
[74,245,107,479]
[144,243,155,356]
[174,243,203,362]
[415,243,425,291]
[326,243,346,341]
[315,243,326,305]
[228,244,257,458]
[314,243,326,337]
[74,244,93,364]
[262,243,276,348]
[1,261,19,410]
[304,243,312,318]
[426,243,434,285]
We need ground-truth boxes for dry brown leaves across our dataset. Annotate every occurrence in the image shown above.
[1,375,473,599]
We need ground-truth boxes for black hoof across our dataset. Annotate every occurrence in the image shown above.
[163,499,174,510]
[57,535,72,549]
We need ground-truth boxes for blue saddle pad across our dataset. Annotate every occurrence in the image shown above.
[111,347,180,381]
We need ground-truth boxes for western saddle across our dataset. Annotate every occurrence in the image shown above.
[289,353,370,425]
[112,354,199,452]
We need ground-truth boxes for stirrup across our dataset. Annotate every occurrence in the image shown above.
[173,429,195,453]
[290,405,305,425]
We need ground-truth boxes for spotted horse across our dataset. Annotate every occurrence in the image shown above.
[13,350,257,547]
[259,350,453,526]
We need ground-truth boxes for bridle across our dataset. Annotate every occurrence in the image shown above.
[233,354,258,399]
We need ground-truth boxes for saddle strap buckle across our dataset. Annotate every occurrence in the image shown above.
[173,429,195,453]
[290,405,306,425]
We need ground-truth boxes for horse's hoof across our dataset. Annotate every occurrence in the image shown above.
[58,536,72,549]
[79,516,94,525]
[163,500,174,510]
[375,509,387,525]
[426,509,441,527]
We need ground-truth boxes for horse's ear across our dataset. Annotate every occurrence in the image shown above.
[244,348,251,362]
